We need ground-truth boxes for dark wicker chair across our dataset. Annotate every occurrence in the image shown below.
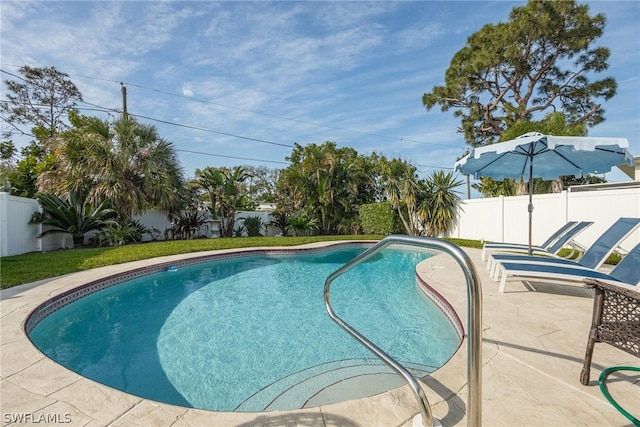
[580,278,640,385]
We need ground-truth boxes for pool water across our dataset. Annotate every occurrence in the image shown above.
[29,245,461,411]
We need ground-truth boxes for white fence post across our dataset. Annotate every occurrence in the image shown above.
[499,195,505,243]
[0,193,7,257]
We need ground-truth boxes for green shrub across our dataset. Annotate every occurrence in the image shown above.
[241,216,264,237]
[288,214,318,236]
[359,202,394,235]
[95,223,140,246]
[29,192,118,246]
[94,220,148,246]
[169,210,209,240]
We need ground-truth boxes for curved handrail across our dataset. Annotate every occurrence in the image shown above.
[324,235,482,427]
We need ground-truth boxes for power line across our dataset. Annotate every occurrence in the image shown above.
[2,97,457,169]
[176,149,289,165]
[130,113,294,148]
[1,65,458,169]
[74,73,424,143]
[2,63,454,148]
[0,99,291,166]
[0,68,25,82]
[127,82,431,144]
[0,97,296,149]
[73,98,295,148]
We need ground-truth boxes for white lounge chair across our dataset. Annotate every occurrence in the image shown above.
[496,241,640,293]
[486,221,593,276]
[488,218,640,280]
[481,221,579,261]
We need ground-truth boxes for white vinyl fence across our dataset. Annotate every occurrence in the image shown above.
[1,185,638,257]
[447,187,640,253]
[0,194,279,257]
[0,193,42,256]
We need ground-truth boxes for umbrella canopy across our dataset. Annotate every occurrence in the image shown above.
[454,132,635,254]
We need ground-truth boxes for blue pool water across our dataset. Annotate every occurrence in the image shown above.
[29,245,461,411]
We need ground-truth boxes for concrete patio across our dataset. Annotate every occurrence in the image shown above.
[1,244,637,426]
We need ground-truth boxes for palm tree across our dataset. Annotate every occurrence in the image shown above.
[30,192,117,247]
[197,166,225,216]
[288,214,319,236]
[41,113,185,222]
[472,177,517,197]
[300,143,336,234]
[219,166,251,237]
[272,169,305,235]
[333,151,366,234]
[420,171,462,237]
[302,143,336,189]
[381,159,420,236]
[277,142,379,235]
[277,164,307,213]
[269,209,290,236]
[197,166,251,237]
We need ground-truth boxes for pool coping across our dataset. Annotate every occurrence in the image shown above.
[2,241,638,426]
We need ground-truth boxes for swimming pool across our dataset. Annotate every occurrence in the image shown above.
[27,243,462,412]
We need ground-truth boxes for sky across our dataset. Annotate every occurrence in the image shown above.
[1,1,639,198]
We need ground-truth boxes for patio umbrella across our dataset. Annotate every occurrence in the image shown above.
[454,132,635,255]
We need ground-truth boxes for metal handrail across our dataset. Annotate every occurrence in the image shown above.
[324,235,482,427]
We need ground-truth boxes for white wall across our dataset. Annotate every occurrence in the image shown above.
[0,194,77,255]
[0,199,278,256]
[0,193,42,256]
[448,187,640,252]
[133,210,277,239]
[133,210,173,240]
[2,187,638,256]
[235,210,278,236]
[134,210,278,238]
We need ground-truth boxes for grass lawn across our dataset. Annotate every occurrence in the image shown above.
[0,235,483,289]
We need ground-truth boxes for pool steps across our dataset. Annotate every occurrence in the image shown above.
[235,358,433,411]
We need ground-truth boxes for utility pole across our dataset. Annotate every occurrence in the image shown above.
[120,82,128,118]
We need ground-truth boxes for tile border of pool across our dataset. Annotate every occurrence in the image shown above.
[416,274,465,341]
[5,240,467,426]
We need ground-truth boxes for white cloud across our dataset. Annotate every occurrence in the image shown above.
[182,84,194,97]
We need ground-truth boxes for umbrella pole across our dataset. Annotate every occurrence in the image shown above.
[528,162,534,255]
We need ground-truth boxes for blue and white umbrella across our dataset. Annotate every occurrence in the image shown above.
[454,132,635,254]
